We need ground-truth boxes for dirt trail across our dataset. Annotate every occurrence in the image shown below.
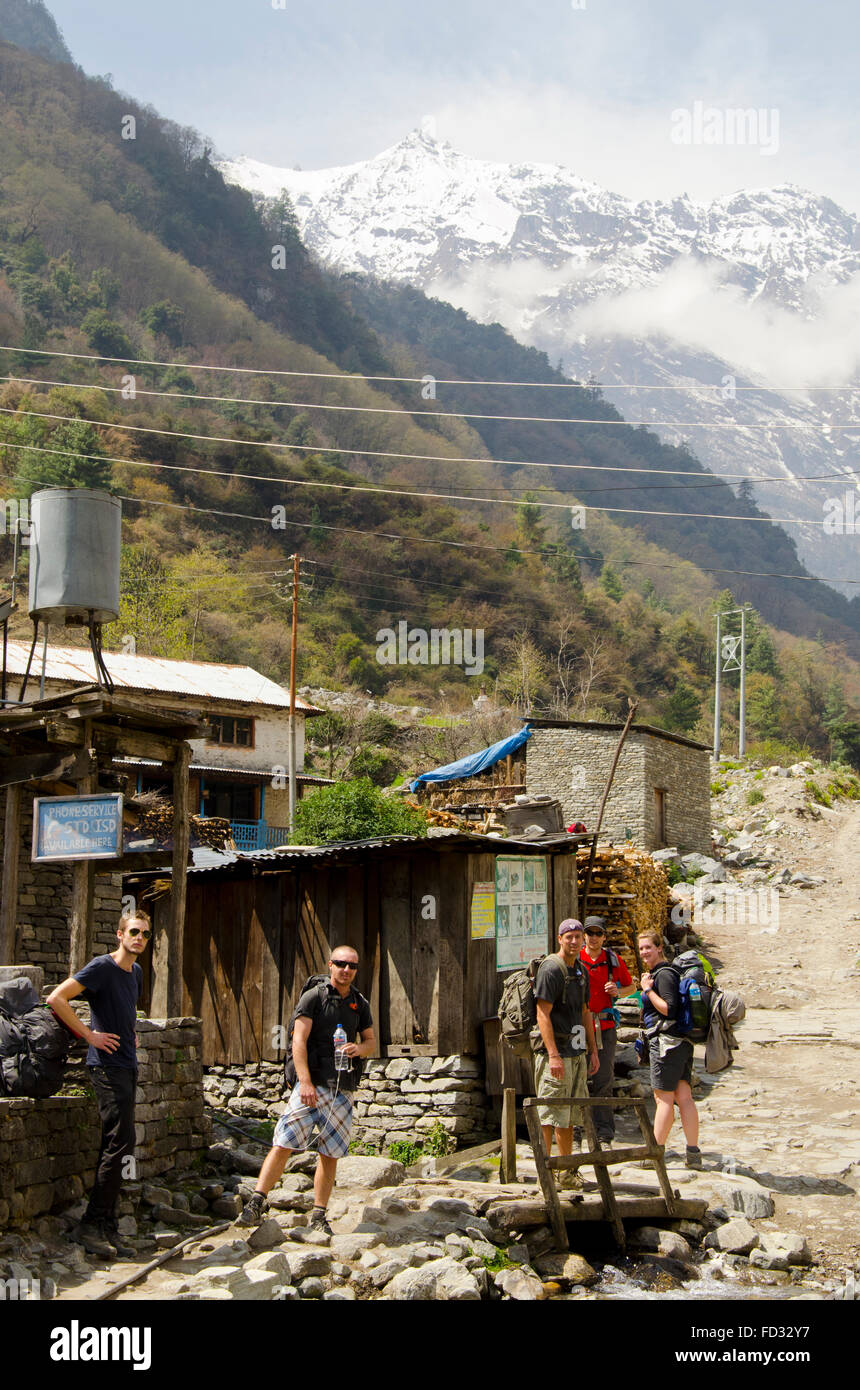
[690,797,860,1277]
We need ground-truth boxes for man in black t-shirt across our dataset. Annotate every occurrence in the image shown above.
[533,920,599,1188]
[47,911,152,1260]
[238,946,375,1234]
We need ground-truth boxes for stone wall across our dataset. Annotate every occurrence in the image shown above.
[135,1018,211,1180]
[642,734,711,854]
[0,800,123,988]
[204,1054,496,1151]
[0,1095,100,1228]
[526,725,710,853]
[0,1016,210,1228]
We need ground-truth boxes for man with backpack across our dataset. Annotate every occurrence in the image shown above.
[575,915,636,1149]
[637,931,702,1169]
[237,947,375,1234]
[533,920,599,1189]
[46,910,152,1260]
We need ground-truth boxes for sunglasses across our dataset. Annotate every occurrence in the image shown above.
[331,959,358,970]
[126,927,151,939]
[584,930,605,937]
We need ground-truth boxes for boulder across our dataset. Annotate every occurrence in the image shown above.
[333,1156,407,1189]
[380,1257,481,1301]
[704,1217,760,1255]
[628,1226,694,1263]
[280,1244,333,1280]
[493,1266,546,1300]
[247,1219,285,1251]
[533,1251,598,1286]
[709,1176,775,1220]
[748,1232,812,1270]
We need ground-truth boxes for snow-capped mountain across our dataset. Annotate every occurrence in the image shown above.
[221,131,860,590]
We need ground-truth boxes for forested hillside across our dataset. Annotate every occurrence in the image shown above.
[0,37,858,768]
[0,0,69,62]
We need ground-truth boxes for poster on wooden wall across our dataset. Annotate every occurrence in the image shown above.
[495,856,549,971]
[470,881,496,939]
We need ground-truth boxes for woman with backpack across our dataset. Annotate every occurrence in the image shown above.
[637,931,702,1170]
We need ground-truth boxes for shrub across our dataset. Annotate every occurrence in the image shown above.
[291,777,428,844]
[386,1139,424,1167]
[746,788,765,806]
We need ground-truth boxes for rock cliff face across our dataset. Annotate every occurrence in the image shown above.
[222,130,860,590]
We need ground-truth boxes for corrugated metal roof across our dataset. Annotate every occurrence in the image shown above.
[4,642,323,713]
[184,830,583,875]
[113,757,334,784]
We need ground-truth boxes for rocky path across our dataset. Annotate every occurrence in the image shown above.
[687,790,860,1280]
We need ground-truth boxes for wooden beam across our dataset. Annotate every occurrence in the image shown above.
[93,727,184,762]
[501,1086,517,1184]
[167,743,191,1018]
[0,785,21,965]
[485,1195,707,1231]
[523,1099,569,1251]
[0,749,89,789]
[68,733,98,976]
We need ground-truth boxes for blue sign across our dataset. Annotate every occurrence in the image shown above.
[32,794,124,862]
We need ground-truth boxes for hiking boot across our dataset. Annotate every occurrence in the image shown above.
[556,1169,584,1192]
[308,1207,333,1236]
[236,1191,269,1227]
[685,1146,703,1170]
[102,1221,137,1259]
[72,1220,118,1260]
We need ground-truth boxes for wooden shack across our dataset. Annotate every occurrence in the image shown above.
[147,833,583,1068]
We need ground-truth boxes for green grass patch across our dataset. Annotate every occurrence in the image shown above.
[746,788,765,805]
[710,781,726,796]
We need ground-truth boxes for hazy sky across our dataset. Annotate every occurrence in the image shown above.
[47,0,860,210]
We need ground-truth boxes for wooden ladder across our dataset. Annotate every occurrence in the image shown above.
[522,1095,677,1250]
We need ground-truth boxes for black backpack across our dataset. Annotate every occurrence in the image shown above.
[0,978,72,1099]
[282,975,368,1090]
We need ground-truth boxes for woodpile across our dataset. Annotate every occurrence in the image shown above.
[124,791,233,852]
[576,845,670,977]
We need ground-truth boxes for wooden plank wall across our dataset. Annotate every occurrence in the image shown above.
[183,847,578,1066]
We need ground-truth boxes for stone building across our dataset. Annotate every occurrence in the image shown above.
[525,719,711,854]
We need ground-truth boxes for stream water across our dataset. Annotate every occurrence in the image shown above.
[557,1251,833,1301]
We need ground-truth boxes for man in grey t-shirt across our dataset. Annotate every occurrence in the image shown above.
[533,920,599,1186]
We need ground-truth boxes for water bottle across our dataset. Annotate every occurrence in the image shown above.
[688,980,707,1032]
[333,1024,348,1072]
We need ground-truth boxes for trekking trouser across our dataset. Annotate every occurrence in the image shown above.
[84,1065,137,1224]
[574,1027,617,1143]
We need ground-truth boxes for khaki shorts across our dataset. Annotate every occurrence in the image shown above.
[534,1052,588,1130]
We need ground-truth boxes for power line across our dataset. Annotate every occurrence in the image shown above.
[3,461,854,585]
[3,397,858,492]
[2,378,858,431]
[1,343,857,393]
[0,418,849,529]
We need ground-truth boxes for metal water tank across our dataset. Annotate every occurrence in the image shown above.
[28,488,121,624]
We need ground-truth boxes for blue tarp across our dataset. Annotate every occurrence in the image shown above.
[409,723,533,791]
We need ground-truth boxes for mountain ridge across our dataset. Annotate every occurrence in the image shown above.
[221,130,860,591]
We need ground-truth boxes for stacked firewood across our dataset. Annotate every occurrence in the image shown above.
[576,845,669,977]
[124,791,233,852]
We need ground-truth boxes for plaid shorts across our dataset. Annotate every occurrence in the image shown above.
[272,1085,354,1159]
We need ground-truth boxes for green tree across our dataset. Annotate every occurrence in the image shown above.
[823,682,860,770]
[665,681,702,733]
[80,309,133,359]
[13,419,113,495]
[600,564,625,602]
[291,777,428,844]
[108,547,189,658]
[140,300,185,346]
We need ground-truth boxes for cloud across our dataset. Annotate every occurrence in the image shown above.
[434,253,860,391]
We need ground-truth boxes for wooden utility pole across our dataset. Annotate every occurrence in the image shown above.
[167,742,191,1017]
[68,724,97,975]
[288,553,299,834]
[0,785,21,965]
[579,698,639,918]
